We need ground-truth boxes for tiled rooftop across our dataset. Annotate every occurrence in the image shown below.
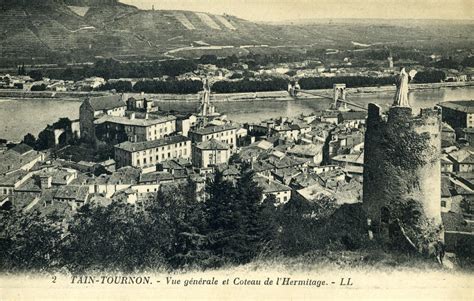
[438,100,474,114]
[191,124,238,135]
[254,176,291,193]
[94,114,176,127]
[115,135,189,152]
[54,185,89,202]
[195,139,230,150]
[85,95,125,111]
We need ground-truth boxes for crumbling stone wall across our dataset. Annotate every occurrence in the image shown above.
[363,104,442,250]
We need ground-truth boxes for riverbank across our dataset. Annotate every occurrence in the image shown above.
[1,81,472,102]
[0,90,107,100]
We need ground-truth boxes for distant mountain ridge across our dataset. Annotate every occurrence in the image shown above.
[0,1,472,66]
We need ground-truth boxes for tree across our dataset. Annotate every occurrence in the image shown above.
[204,165,279,264]
[413,70,446,83]
[53,117,72,130]
[98,81,133,93]
[228,153,242,164]
[232,165,266,262]
[17,64,26,76]
[22,133,36,148]
[434,59,460,70]
[461,56,474,68]
[148,182,211,268]
[204,170,241,264]
[199,55,218,65]
[278,195,340,254]
[0,210,62,273]
[31,84,47,91]
[258,194,281,253]
[28,70,43,81]
[62,202,163,273]
[160,59,197,77]
[36,127,51,150]
[133,79,202,94]
[60,67,76,81]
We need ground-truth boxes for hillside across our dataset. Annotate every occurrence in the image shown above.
[0,0,473,65]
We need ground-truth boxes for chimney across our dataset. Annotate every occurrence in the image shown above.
[129,112,135,120]
[145,113,149,120]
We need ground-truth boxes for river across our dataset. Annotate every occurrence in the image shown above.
[0,86,473,141]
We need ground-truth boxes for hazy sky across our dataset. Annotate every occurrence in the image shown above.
[120,0,473,22]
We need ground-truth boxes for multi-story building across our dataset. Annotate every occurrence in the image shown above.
[189,124,238,150]
[114,135,191,169]
[337,111,367,128]
[439,100,474,129]
[126,97,157,113]
[53,185,90,210]
[0,170,31,196]
[272,124,300,141]
[254,176,292,205]
[79,95,126,142]
[0,144,45,176]
[192,139,231,169]
[94,113,177,144]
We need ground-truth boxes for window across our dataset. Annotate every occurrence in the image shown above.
[441,201,447,207]
[136,159,140,165]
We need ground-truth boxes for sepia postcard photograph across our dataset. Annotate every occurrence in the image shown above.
[0,0,473,300]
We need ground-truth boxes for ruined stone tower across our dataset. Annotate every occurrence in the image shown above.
[363,100,443,249]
